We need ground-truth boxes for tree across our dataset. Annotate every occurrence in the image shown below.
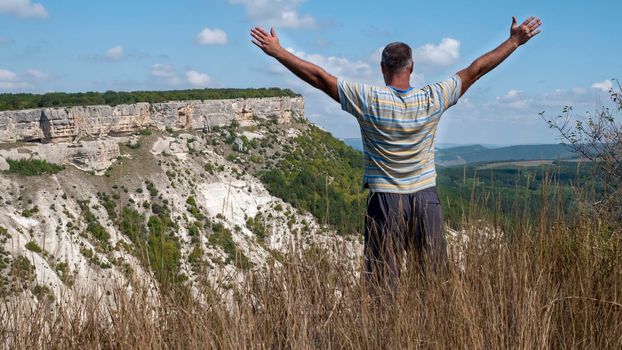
[543,79,622,224]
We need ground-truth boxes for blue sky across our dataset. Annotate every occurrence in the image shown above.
[0,0,620,144]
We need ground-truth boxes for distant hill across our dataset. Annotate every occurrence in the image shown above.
[342,138,579,166]
[436,144,579,166]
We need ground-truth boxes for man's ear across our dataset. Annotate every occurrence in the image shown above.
[380,62,386,75]
[409,62,414,74]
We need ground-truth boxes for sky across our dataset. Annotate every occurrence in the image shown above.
[0,0,620,145]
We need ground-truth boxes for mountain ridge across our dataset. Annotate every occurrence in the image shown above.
[341,137,578,166]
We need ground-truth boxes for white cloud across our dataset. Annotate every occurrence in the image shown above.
[494,89,529,110]
[105,46,124,61]
[150,64,180,85]
[591,79,613,92]
[274,10,315,28]
[412,38,460,68]
[229,0,316,29]
[185,70,211,87]
[285,48,374,81]
[196,27,228,45]
[24,68,49,79]
[0,67,49,91]
[369,38,461,75]
[0,69,18,81]
[79,46,149,62]
[0,0,48,19]
[497,89,523,100]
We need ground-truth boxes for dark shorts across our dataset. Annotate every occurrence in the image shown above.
[364,186,447,279]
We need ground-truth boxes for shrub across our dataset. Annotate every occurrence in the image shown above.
[139,128,153,136]
[208,224,252,269]
[543,79,622,224]
[246,215,267,240]
[5,159,64,176]
[78,201,110,245]
[188,246,204,266]
[21,206,39,218]
[10,255,35,285]
[146,181,158,197]
[97,192,117,220]
[25,241,42,253]
[186,196,204,221]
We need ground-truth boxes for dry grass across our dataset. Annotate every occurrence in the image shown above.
[1,191,621,349]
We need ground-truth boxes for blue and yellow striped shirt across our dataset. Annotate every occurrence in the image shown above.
[338,75,462,193]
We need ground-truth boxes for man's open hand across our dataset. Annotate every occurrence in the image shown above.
[510,16,542,46]
[251,27,282,57]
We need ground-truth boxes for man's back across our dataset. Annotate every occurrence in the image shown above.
[338,76,461,194]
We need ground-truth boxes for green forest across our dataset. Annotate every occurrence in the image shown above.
[436,162,599,228]
[260,125,365,236]
[0,88,298,111]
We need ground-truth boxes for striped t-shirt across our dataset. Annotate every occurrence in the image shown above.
[338,75,461,193]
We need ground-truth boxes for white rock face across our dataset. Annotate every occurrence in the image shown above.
[0,156,8,171]
[199,180,271,228]
[0,138,124,173]
[0,97,304,143]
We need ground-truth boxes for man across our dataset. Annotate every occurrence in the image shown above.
[250,17,542,284]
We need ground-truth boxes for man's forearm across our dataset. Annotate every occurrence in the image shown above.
[272,48,336,96]
[467,38,520,82]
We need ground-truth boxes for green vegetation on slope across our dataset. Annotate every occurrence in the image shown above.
[4,159,64,176]
[209,222,252,269]
[117,206,182,285]
[260,125,366,235]
[436,162,598,228]
[78,200,110,247]
[0,88,298,111]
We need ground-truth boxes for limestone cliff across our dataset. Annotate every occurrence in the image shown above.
[0,97,304,143]
[0,96,361,303]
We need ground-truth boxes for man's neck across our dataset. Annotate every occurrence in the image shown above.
[385,75,411,90]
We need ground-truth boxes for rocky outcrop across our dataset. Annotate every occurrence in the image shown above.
[0,138,123,172]
[0,97,304,143]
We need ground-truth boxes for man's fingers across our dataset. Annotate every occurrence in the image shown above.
[251,39,263,49]
[250,31,266,44]
[529,19,542,30]
[251,27,268,40]
[257,27,270,37]
[512,16,517,27]
[270,27,277,37]
[531,29,542,37]
[521,16,535,26]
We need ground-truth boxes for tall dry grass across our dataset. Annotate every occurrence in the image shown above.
[1,182,621,349]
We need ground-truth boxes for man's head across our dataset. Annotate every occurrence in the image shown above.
[381,42,413,78]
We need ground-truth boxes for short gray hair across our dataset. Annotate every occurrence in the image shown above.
[381,42,413,73]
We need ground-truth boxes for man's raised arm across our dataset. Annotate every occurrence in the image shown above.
[457,16,542,96]
[251,27,339,102]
